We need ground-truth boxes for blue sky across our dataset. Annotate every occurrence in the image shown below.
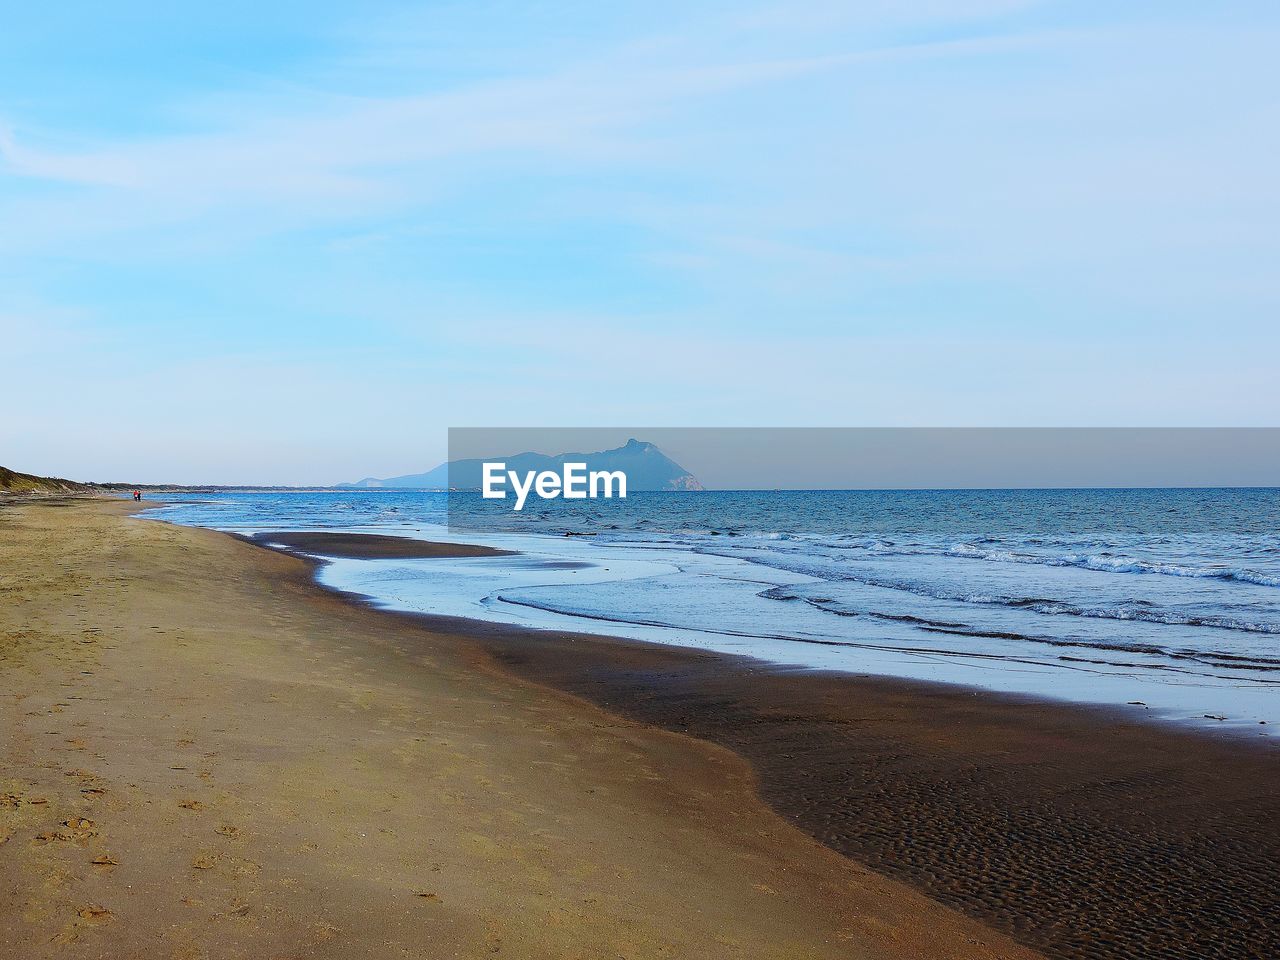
[2,1,1277,484]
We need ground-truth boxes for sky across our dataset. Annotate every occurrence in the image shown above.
[2,1,1278,484]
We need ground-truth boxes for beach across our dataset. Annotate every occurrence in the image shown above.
[1,498,1036,959]
[4,500,1278,960]
[273,528,1280,959]
[8,1,1276,955]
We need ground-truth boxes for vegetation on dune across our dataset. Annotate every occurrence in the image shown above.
[0,466,90,496]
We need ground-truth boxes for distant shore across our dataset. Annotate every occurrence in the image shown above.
[0,499,1032,960]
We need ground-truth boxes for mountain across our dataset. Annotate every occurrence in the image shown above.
[339,439,703,491]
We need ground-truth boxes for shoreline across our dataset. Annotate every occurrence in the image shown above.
[205,506,1280,734]
[2,499,1037,960]
[237,525,1276,744]
[236,526,1280,960]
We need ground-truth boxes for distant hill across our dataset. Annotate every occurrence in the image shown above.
[340,439,704,491]
[0,465,91,497]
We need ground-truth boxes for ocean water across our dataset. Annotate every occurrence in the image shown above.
[146,489,1280,733]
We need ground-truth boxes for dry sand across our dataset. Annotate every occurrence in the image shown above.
[0,499,1036,960]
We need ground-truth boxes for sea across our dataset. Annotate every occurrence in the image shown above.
[145,488,1280,734]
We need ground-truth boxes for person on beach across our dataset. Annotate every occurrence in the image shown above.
[133,490,142,501]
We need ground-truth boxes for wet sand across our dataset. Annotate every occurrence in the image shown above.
[0,499,1034,960]
[253,530,514,559]
[446,622,1280,960]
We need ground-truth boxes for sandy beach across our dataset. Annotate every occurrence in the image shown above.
[264,528,1280,959]
[1,498,1039,960]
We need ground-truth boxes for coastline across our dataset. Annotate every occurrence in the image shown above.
[1,499,1036,960]
[238,527,1280,960]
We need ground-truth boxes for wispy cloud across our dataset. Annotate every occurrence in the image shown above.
[2,1,1278,480]
[0,22,1049,256]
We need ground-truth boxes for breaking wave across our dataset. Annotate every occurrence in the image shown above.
[946,544,1280,588]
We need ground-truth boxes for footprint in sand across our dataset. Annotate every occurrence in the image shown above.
[2,792,48,808]
[76,904,113,924]
[33,831,75,846]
